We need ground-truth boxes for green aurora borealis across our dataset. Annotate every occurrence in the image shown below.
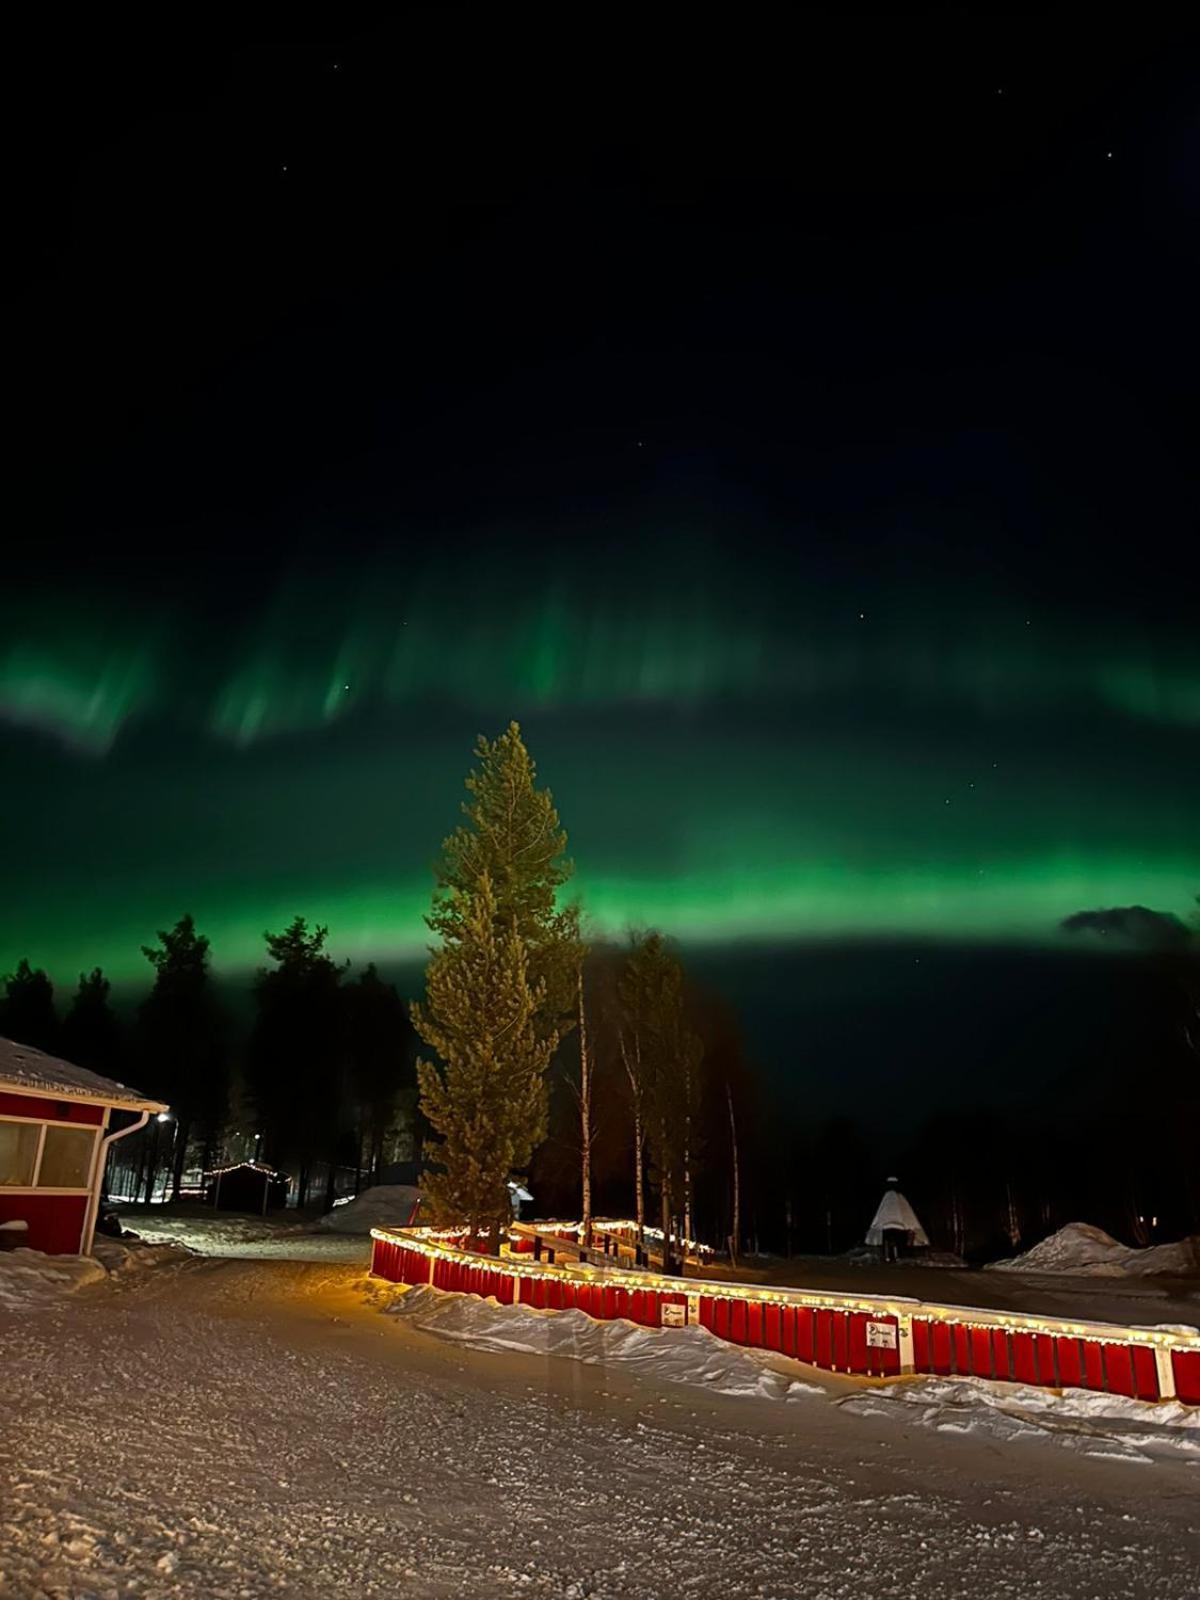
[2,553,1197,986]
[5,23,1199,1000]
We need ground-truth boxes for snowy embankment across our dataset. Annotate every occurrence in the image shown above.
[990,1222,1200,1278]
[0,1237,191,1312]
[380,1282,1200,1467]
[380,1283,826,1402]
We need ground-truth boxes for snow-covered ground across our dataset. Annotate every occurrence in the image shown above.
[4,1241,1200,1598]
[118,1206,370,1263]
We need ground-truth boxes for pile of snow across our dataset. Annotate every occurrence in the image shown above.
[379,1284,826,1402]
[320,1184,421,1234]
[0,1235,194,1313]
[840,1375,1200,1466]
[92,1236,194,1275]
[990,1223,1199,1278]
[0,1249,107,1312]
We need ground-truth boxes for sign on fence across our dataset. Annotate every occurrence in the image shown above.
[865,1321,898,1350]
[662,1303,687,1328]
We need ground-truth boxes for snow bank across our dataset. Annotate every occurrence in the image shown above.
[378,1282,1200,1468]
[320,1184,421,1233]
[0,1249,107,1312]
[0,1235,195,1313]
[990,1223,1199,1278]
[380,1284,826,1402]
[840,1375,1200,1466]
[92,1236,194,1275]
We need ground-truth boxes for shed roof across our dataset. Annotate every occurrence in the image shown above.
[0,1036,166,1112]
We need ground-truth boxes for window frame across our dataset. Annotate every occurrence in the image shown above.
[0,1112,101,1195]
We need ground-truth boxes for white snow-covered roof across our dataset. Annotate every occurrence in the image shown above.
[866,1186,930,1247]
[0,1036,166,1112]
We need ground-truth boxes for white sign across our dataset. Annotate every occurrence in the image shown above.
[661,1303,687,1328]
[865,1321,897,1350]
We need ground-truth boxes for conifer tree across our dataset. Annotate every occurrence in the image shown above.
[414,874,561,1249]
[140,915,228,1196]
[347,962,416,1183]
[429,721,582,1024]
[1,958,58,1052]
[62,967,122,1078]
[249,917,346,1206]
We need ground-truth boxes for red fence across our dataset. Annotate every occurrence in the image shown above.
[370,1224,1200,1405]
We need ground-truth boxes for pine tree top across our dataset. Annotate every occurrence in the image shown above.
[429,722,574,944]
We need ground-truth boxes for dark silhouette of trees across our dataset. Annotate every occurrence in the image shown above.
[249,917,347,1207]
[346,962,416,1183]
[62,968,122,1079]
[619,931,703,1274]
[140,915,228,1197]
[1,958,58,1052]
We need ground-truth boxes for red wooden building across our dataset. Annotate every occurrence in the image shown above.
[0,1036,166,1256]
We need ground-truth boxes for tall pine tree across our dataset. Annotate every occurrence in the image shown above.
[140,915,228,1196]
[414,873,560,1248]
[249,917,347,1207]
[62,968,122,1078]
[347,962,416,1183]
[429,721,582,1022]
[1,958,58,1052]
[415,724,579,1245]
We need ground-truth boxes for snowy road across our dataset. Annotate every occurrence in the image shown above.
[3,1254,1199,1600]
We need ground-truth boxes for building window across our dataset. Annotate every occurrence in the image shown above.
[38,1126,97,1189]
[0,1120,41,1187]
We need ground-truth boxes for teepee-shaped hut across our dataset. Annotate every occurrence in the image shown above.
[865,1177,929,1256]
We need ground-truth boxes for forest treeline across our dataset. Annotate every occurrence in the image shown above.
[3,722,1198,1261]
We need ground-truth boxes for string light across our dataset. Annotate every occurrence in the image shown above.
[368,1222,1200,1360]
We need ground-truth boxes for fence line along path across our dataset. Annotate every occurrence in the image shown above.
[370,1220,1200,1406]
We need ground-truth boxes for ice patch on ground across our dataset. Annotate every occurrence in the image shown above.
[319,1184,421,1233]
[839,1374,1200,1465]
[990,1222,1199,1277]
[380,1284,828,1402]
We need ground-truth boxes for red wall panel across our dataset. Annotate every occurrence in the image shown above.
[1103,1344,1136,1398]
[1011,1332,1038,1385]
[0,1093,104,1125]
[1130,1346,1158,1401]
[1082,1342,1106,1392]
[1172,1350,1200,1405]
[0,1192,88,1254]
[969,1327,993,1378]
[795,1307,814,1363]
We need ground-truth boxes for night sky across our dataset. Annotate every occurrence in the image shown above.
[4,16,1198,1110]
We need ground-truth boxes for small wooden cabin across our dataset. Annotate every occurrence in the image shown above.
[204,1160,290,1214]
[0,1036,166,1255]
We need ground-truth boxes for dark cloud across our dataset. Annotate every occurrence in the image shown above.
[1060,904,1194,950]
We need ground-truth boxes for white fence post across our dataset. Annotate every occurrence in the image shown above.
[897,1314,915,1375]
[1155,1345,1176,1400]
